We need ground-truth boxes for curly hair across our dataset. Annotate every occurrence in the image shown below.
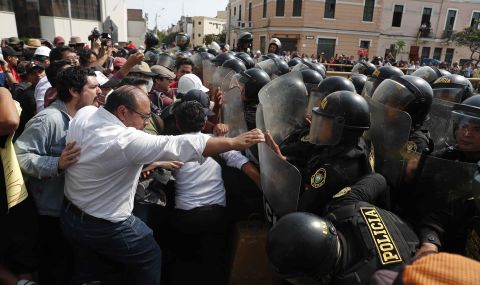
[56,66,96,102]
[174,101,206,133]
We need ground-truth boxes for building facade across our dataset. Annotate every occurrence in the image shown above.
[192,16,226,46]
[226,0,480,64]
[0,0,128,44]
[127,9,147,48]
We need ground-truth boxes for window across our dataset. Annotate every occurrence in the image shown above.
[445,48,454,63]
[421,47,430,60]
[39,0,69,17]
[471,12,480,29]
[263,0,267,18]
[198,21,201,25]
[198,33,201,37]
[445,9,456,31]
[360,40,370,49]
[234,6,236,16]
[70,0,101,20]
[317,38,336,59]
[260,36,266,54]
[363,0,374,22]
[249,2,252,22]
[433,48,442,60]
[276,0,285,16]
[392,5,403,27]
[421,7,432,25]
[239,4,242,20]
[324,0,336,19]
[0,0,13,12]
[293,0,302,17]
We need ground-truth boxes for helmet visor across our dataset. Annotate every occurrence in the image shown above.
[309,108,344,145]
[372,79,416,111]
[351,63,365,74]
[412,67,437,83]
[230,73,246,92]
[433,88,464,103]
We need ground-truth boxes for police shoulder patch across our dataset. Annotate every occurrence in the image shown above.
[301,134,310,142]
[360,207,403,265]
[321,97,328,110]
[311,168,327,189]
[403,141,417,154]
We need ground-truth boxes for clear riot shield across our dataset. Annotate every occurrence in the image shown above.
[209,66,232,90]
[255,59,279,77]
[423,98,455,151]
[258,143,302,220]
[364,97,412,187]
[202,59,216,88]
[222,87,248,137]
[256,103,265,132]
[258,71,308,144]
[305,89,325,119]
[191,53,204,79]
[220,70,236,93]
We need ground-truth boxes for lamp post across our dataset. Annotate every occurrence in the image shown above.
[155,8,165,33]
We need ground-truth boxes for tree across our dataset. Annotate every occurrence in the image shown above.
[391,40,406,59]
[163,32,178,46]
[203,33,226,45]
[452,24,480,67]
[156,31,166,45]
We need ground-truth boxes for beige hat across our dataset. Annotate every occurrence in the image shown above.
[128,62,157,77]
[69,36,84,45]
[25,38,42,48]
[150,65,175,79]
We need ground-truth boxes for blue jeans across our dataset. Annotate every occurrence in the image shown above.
[60,201,162,285]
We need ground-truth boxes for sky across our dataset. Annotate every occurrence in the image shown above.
[127,0,229,31]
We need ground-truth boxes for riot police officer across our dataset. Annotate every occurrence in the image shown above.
[234,52,255,69]
[267,174,419,285]
[431,74,475,103]
[222,58,247,73]
[362,65,404,97]
[236,32,253,54]
[411,66,439,85]
[266,91,373,216]
[350,73,368,95]
[144,32,160,67]
[211,52,236,67]
[267,38,282,54]
[175,32,190,52]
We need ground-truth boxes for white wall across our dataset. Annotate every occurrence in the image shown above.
[40,16,100,44]
[0,12,18,38]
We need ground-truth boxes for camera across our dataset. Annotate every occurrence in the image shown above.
[88,27,101,42]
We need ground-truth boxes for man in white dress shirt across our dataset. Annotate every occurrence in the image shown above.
[60,85,264,285]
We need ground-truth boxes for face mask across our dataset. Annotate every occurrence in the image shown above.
[146,78,154,92]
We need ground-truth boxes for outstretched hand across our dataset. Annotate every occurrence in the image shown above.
[233,128,265,150]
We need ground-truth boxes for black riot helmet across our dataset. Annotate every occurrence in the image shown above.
[231,68,271,103]
[175,32,190,51]
[351,61,377,76]
[211,52,236,66]
[275,58,290,75]
[301,69,323,94]
[267,212,340,283]
[431,74,475,103]
[207,48,218,56]
[432,66,451,78]
[196,46,208,53]
[307,76,356,119]
[237,32,253,51]
[144,50,160,67]
[411,66,439,84]
[362,65,404,97]
[350,74,368,94]
[235,52,255,69]
[222,58,247,73]
[310,90,370,145]
[372,75,433,129]
[144,32,159,48]
[288,57,304,68]
[304,61,326,79]
[156,53,176,71]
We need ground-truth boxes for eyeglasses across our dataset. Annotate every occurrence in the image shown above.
[127,107,151,122]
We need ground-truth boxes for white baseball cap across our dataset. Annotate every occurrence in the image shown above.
[178,73,209,95]
[34,46,51,57]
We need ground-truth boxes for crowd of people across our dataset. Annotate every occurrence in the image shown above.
[0,29,480,285]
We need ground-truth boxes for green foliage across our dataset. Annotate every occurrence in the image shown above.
[163,32,178,45]
[391,40,406,59]
[204,33,226,45]
[452,24,480,66]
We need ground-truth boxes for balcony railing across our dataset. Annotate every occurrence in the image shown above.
[418,26,433,38]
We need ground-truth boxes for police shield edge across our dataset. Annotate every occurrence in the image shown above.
[258,143,302,221]
[258,71,308,144]
[255,58,279,78]
[212,66,233,93]
[202,59,216,89]
[423,98,455,151]
[364,96,412,187]
[222,86,248,137]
